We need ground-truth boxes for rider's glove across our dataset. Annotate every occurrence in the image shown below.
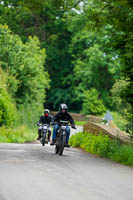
[71,124,76,129]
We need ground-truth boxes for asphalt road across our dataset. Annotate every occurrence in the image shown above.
[0,126,133,200]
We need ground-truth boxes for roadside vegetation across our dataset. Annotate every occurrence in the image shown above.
[70,132,133,166]
[0,25,49,143]
[111,112,128,132]
[0,126,37,143]
[75,121,86,126]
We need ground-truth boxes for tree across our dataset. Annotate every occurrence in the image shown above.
[81,89,106,115]
[0,25,49,105]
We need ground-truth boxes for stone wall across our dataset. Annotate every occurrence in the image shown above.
[83,122,133,145]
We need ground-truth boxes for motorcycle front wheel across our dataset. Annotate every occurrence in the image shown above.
[42,132,46,146]
[55,145,59,154]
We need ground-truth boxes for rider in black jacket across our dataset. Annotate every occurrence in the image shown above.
[50,104,76,147]
[37,109,53,141]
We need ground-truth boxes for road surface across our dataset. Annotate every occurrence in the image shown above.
[0,126,133,200]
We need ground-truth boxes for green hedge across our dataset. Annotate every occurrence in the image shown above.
[70,132,133,166]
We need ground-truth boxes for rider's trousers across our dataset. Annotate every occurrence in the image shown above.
[52,124,70,143]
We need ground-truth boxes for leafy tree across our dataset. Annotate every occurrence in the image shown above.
[69,25,122,108]
[95,0,133,117]
[81,89,106,115]
[0,0,82,111]
[0,25,49,105]
[0,0,132,118]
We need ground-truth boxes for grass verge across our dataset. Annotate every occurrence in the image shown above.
[75,121,86,126]
[0,125,37,143]
[70,132,133,166]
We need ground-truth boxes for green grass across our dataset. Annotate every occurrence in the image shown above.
[75,121,86,126]
[0,125,37,143]
[70,132,133,166]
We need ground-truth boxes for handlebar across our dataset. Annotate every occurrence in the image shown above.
[37,123,50,127]
[54,121,76,129]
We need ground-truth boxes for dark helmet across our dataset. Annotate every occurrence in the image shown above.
[59,104,68,113]
[44,109,50,117]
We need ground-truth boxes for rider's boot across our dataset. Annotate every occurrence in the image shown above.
[65,143,70,148]
[37,135,41,140]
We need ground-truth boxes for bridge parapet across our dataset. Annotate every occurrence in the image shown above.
[83,122,133,145]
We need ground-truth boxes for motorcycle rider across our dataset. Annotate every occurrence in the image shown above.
[50,104,76,147]
[37,109,52,141]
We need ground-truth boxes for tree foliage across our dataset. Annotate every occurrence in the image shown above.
[0,0,132,123]
[81,89,106,115]
[0,68,19,126]
[0,25,49,105]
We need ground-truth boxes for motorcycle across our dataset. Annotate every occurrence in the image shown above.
[55,120,70,156]
[38,124,50,146]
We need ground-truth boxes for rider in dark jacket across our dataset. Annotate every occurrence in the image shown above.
[37,109,53,141]
[50,104,76,147]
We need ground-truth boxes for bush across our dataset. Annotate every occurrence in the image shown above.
[0,25,50,106]
[0,68,19,127]
[70,132,133,166]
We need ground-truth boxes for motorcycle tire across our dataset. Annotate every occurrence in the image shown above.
[42,133,46,146]
[58,135,66,156]
[55,145,59,154]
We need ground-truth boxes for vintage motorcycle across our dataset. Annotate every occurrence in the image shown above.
[38,124,50,146]
[55,120,73,156]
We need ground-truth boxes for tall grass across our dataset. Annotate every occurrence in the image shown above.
[0,103,42,143]
[0,125,37,143]
[75,121,86,126]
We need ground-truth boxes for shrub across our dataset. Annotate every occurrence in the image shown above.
[70,132,133,166]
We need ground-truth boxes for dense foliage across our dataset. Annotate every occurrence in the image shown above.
[0,25,49,140]
[0,0,132,138]
[0,68,19,127]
